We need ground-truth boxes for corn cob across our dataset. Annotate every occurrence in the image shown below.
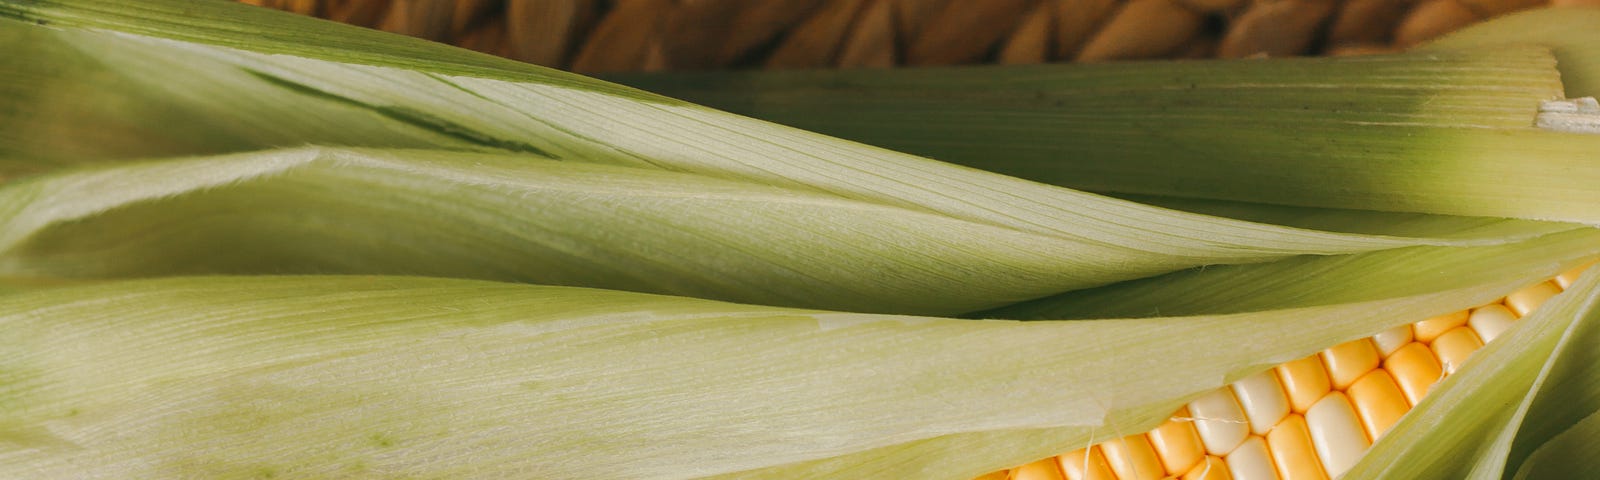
[981,261,1595,480]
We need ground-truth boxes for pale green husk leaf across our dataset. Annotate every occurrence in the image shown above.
[0,1,1595,478]
[0,274,1577,480]
[983,228,1600,319]
[1111,194,1579,241]
[3,148,1561,316]
[0,145,1363,315]
[1502,268,1600,478]
[609,18,1600,223]
[0,4,1571,268]
[0,146,1573,316]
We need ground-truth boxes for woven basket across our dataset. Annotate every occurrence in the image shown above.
[239,0,1596,73]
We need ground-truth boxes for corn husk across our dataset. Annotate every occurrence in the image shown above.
[2,2,1573,315]
[610,8,1600,223]
[0,270,1593,479]
[985,228,1600,319]
[2,1,1599,479]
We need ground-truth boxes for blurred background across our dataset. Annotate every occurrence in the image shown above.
[235,0,1595,73]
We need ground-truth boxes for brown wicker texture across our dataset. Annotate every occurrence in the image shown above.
[239,0,1599,73]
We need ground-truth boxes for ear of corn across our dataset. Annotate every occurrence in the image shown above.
[2,145,1417,315]
[1,1,1599,479]
[1347,265,1600,479]
[984,268,1593,479]
[1,4,1584,315]
[1,139,1592,316]
[607,8,1600,224]
[2,145,1577,316]
[0,269,1593,480]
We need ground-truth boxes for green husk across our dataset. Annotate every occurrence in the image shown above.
[0,273,1585,479]
[1421,7,1600,98]
[0,9,1549,268]
[2,2,1582,315]
[0,0,1596,478]
[1111,194,1580,240]
[608,12,1600,223]
[1502,273,1600,475]
[0,0,635,97]
[1514,410,1600,479]
[981,228,1600,319]
[0,146,1583,315]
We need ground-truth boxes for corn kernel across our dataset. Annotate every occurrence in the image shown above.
[1467,304,1517,343]
[1189,389,1251,455]
[1556,260,1596,288]
[1347,370,1408,440]
[1232,370,1291,436]
[1412,310,1468,343]
[1370,325,1412,357]
[1431,327,1484,374]
[1100,434,1165,480]
[1505,281,1561,317]
[1305,392,1369,478]
[1013,457,1066,480]
[1149,407,1207,476]
[1276,356,1332,414]
[1183,456,1233,480]
[1057,447,1116,480]
[1225,435,1280,480]
[1384,342,1443,406]
[1320,339,1379,390]
[1265,415,1325,480]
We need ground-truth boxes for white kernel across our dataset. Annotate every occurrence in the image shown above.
[1305,392,1370,479]
[1232,371,1290,436]
[1188,389,1251,456]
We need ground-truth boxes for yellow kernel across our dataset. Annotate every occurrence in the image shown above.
[1505,281,1561,317]
[1556,260,1595,289]
[1431,327,1484,374]
[1265,415,1326,480]
[1276,355,1332,414]
[1183,456,1233,480]
[1384,342,1443,406]
[1149,407,1207,476]
[1013,457,1066,480]
[1320,339,1379,390]
[1057,447,1116,480]
[1100,434,1166,480]
[1346,369,1409,440]
[1413,310,1468,343]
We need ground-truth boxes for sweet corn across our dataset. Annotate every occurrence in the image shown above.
[982,266,1587,480]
